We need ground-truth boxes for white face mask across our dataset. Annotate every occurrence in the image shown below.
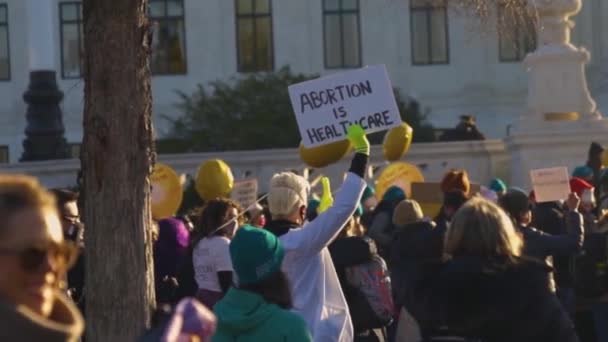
[213,218,239,238]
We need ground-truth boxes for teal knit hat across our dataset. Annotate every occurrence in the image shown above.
[489,178,507,193]
[572,166,594,179]
[229,225,284,285]
[382,186,406,203]
[361,185,375,202]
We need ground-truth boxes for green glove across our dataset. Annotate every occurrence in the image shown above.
[347,124,370,156]
[317,177,334,214]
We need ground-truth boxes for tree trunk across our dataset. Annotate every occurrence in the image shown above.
[81,1,155,340]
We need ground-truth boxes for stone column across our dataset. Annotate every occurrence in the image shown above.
[520,0,601,129]
[506,0,608,188]
[20,0,69,161]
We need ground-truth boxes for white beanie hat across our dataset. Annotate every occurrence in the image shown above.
[268,172,310,218]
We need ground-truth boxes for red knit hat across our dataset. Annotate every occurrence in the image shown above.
[570,177,594,197]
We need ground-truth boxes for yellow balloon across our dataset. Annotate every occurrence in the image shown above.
[383,123,413,161]
[195,159,234,200]
[299,139,352,168]
[375,162,424,199]
[151,163,183,220]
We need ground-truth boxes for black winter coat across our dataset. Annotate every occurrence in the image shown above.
[389,222,443,330]
[430,256,579,342]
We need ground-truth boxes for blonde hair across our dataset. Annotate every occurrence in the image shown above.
[445,197,523,260]
[392,199,424,227]
[0,174,56,234]
[268,172,310,218]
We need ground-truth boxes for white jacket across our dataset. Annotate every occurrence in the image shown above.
[279,173,366,342]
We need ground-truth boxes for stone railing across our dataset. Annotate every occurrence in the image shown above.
[0,140,509,191]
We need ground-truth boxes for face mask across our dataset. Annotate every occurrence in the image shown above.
[212,218,239,238]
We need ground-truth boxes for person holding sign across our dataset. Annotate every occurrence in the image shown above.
[499,189,584,293]
[265,125,370,342]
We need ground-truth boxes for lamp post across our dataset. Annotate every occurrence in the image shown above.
[20,0,69,161]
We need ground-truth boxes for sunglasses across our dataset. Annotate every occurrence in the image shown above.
[0,241,79,273]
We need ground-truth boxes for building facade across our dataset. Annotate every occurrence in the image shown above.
[0,0,607,163]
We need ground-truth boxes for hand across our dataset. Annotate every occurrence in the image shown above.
[318,177,334,214]
[347,124,370,156]
[566,192,581,211]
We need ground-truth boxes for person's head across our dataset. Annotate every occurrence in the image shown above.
[440,170,471,196]
[488,178,507,197]
[50,189,80,237]
[392,199,424,228]
[445,197,523,261]
[361,185,377,212]
[442,190,469,220]
[588,142,604,169]
[268,172,310,225]
[382,186,406,205]
[305,198,320,222]
[499,189,532,226]
[195,198,242,242]
[0,175,78,317]
[572,166,595,183]
[230,225,291,309]
[245,203,266,228]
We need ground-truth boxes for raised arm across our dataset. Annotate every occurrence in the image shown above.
[280,125,369,255]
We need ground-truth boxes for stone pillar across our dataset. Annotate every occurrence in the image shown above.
[507,0,608,188]
[20,0,69,161]
[517,0,601,131]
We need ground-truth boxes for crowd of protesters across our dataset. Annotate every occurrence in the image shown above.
[1,129,607,342]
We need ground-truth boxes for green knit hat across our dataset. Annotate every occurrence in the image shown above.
[361,185,376,202]
[229,225,284,285]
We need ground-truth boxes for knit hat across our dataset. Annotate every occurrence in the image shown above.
[361,185,375,203]
[354,204,363,217]
[392,199,424,227]
[489,178,507,193]
[306,198,320,222]
[499,189,530,219]
[572,166,594,180]
[229,225,284,285]
[382,186,406,203]
[440,170,471,195]
[589,142,604,158]
[570,177,594,197]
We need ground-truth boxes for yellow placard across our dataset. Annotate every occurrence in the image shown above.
[375,162,424,200]
[151,163,183,220]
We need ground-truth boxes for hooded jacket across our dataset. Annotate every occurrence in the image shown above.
[0,290,84,342]
[213,288,311,342]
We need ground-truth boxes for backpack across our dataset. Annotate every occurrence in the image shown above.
[344,238,394,329]
[572,232,608,298]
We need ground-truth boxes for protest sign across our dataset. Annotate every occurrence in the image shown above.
[231,178,259,210]
[530,167,571,203]
[375,162,425,199]
[289,65,401,147]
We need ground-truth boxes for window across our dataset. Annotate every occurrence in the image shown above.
[59,2,83,79]
[235,0,274,72]
[410,0,449,65]
[323,0,361,69]
[0,145,7,163]
[149,0,187,74]
[68,143,80,159]
[0,4,9,80]
[498,3,536,62]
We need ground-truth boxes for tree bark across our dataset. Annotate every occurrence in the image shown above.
[81,1,155,340]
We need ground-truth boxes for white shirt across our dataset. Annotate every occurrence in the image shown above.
[193,236,232,292]
[279,173,366,342]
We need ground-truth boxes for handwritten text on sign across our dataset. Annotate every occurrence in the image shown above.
[530,167,571,203]
[289,65,401,147]
[231,179,259,210]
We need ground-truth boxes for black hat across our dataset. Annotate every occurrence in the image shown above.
[499,189,530,219]
[589,142,604,158]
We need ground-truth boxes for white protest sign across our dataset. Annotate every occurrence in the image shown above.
[231,179,259,210]
[288,65,402,147]
[530,167,571,203]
